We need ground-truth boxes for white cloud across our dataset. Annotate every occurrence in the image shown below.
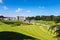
[0,0,3,3]
[0,14,3,16]
[3,6,8,10]
[26,10,31,13]
[0,14,5,16]
[16,8,22,13]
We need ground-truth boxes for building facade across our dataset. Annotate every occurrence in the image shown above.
[0,16,26,21]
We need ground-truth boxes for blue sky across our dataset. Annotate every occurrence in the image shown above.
[0,0,60,17]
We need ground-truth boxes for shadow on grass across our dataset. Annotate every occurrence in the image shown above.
[0,31,39,40]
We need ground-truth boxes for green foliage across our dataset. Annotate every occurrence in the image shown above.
[26,17,33,20]
[26,17,34,24]
[1,20,23,26]
[35,16,41,20]
[26,15,60,23]
[49,24,60,38]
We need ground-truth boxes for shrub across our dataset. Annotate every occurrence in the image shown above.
[1,20,23,26]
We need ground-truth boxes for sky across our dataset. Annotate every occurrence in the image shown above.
[0,0,60,17]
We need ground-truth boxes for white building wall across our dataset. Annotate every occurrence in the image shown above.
[16,16,26,21]
[0,16,27,21]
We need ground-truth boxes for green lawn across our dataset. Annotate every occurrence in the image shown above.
[0,21,58,40]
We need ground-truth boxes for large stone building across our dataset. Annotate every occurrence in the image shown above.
[16,16,26,21]
[0,16,27,21]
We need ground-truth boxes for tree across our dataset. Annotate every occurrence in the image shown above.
[50,15,54,21]
[41,16,47,21]
[26,17,33,24]
[35,16,41,20]
[56,16,60,23]
[0,15,5,20]
[49,24,60,38]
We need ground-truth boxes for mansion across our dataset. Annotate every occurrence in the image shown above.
[0,16,27,21]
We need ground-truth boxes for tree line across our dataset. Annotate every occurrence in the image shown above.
[26,15,60,23]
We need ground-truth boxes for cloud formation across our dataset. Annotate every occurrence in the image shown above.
[3,6,8,10]
[0,0,2,3]
[16,8,22,13]
[26,10,31,13]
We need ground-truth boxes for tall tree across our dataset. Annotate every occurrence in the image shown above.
[35,16,41,20]
[50,15,54,21]
[26,17,32,23]
[0,15,5,20]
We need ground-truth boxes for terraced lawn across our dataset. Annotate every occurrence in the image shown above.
[0,21,57,40]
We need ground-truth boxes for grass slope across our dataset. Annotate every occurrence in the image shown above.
[0,21,57,40]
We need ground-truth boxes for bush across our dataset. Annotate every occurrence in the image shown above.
[1,20,23,26]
